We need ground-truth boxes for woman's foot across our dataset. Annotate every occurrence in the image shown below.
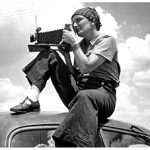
[10,97,40,113]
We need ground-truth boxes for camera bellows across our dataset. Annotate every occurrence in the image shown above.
[37,29,63,44]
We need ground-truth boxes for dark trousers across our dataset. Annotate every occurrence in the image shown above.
[23,50,116,147]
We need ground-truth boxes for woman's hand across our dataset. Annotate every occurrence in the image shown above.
[62,25,79,46]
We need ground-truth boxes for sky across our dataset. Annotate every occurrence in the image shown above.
[0,0,150,129]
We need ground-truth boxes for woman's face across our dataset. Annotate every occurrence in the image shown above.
[72,15,92,37]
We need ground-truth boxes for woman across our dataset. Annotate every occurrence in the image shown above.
[10,7,120,147]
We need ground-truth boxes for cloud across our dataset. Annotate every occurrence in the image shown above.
[111,81,150,127]
[96,7,120,38]
[0,78,26,100]
[111,34,150,127]
[118,34,150,72]
[0,78,68,112]
[0,18,32,67]
[0,78,27,111]
[133,69,150,88]
[112,82,138,119]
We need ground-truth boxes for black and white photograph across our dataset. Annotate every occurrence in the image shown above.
[0,0,150,147]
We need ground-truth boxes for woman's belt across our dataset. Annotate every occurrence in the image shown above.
[77,76,116,96]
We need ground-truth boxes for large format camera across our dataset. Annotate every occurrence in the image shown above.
[28,24,73,52]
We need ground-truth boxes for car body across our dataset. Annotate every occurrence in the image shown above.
[0,111,150,147]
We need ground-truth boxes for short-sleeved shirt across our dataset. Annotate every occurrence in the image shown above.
[74,33,121,88]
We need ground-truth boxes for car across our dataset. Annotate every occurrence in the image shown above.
[0,111,150,147]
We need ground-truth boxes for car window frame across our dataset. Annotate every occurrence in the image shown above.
[6,124,58,147]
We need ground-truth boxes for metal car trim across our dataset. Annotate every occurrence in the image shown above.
[101,125,150,147]
[99,129,108,147]
[6,124,58,147]
[103,125,150,137]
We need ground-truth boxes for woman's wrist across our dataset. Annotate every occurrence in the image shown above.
[71,43,80,51]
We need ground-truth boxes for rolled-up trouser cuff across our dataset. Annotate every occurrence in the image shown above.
[52,125,94,147]
[22,51,55,92]
[25,72,46,92]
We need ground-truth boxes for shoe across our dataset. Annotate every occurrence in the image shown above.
[10,97,40,113]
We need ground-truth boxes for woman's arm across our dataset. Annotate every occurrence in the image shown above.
[72,43,106,74]
[62,28,106,74]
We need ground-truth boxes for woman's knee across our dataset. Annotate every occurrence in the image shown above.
[76,90,91,100]
[74,90,94,105]
[68,90,89,109]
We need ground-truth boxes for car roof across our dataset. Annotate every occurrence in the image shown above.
[1,111,66,126]
[0,111,67,133]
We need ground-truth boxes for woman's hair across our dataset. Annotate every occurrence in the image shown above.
[71,7,102,31]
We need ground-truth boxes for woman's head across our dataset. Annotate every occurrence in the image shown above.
[71,7,102,31]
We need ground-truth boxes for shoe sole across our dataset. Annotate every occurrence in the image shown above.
[10,108,40,113]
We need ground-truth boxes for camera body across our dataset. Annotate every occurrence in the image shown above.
[64,24,72,31]
[28,24,74,52]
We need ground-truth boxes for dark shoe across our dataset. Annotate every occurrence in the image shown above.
[10,97,40,113]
